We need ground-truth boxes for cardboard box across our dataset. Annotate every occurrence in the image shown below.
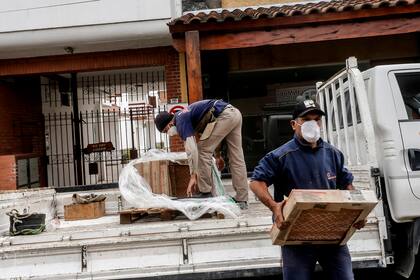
[134,159,190,198]
[270,189,378,246]
[64,201,105,221]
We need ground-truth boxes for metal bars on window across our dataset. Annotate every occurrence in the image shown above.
[42,67,170,187]
[44,112,75,186]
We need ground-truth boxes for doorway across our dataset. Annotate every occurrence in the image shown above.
[42,67,169,186]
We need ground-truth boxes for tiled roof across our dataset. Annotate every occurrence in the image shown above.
[168,0,419,26]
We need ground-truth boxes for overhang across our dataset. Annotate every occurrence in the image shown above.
[169,0,420,51]
[167,0,420,103]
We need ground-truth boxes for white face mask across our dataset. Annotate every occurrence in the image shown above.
[167,126,178,136]
[299,120,320,143]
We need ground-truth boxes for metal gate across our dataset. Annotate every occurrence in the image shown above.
[42,67,169,187]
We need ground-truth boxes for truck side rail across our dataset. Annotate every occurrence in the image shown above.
[316,57,378,169]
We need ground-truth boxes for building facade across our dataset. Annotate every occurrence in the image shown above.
[0,0,419,189]
[172,0,420,171]
[0,0,186,189]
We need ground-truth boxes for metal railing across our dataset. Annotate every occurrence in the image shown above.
[316,57,378,168]
[42,67,170,187]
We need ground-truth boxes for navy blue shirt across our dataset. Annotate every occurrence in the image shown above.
[251,135,353,202]
[174,99,228,140]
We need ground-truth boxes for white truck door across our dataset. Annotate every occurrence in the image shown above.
[389,70,420,199]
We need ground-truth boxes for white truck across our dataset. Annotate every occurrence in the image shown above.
[0,57,418,279]
[316,57,420,278]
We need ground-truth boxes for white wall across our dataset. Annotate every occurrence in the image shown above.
[0,0,177,32]
[0,0,183,58]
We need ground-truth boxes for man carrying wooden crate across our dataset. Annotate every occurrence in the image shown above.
[250,99,364,280]
[154,99,248,209]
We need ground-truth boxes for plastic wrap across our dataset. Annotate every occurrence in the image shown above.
[118,149,240,220]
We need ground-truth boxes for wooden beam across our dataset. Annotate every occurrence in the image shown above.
[195,17,420,51]
[172,37,186,53]
[169,5,420,34]
[185,31,203,103]
[178,53,188,103]
[227,34,419,72]
[0,47,175,76]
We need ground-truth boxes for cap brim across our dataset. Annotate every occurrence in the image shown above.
[298,108,325,118]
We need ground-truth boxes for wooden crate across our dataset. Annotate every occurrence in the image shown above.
[134,160,190,197]
[270,189,378,246]
[64,200,105,221]
[119,208,177,224]
[168,162,190,198]
[119,207,224,224]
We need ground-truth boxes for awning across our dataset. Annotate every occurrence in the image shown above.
[167,0,420,103]
[169,0,419,33]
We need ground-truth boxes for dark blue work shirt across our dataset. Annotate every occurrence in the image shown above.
[251,135,353,202]
[174,99,228,140]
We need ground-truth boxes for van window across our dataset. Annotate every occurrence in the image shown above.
[396,72,420,120]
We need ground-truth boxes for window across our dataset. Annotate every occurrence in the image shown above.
[408,149,420,171]
[396,72,420,120]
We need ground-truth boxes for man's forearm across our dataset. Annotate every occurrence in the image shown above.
[249,180,277,212]
[184,136,199,175]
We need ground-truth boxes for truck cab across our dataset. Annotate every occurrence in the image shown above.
[367,65,420,222]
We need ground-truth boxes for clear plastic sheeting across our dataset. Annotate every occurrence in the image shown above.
[136,149,189,167]
[118,149,240,220]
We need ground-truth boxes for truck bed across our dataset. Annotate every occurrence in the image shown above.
[0,179,385,279]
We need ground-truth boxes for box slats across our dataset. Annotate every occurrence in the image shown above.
[64,201,105,221]
[270,189,378,245]
[134,160,190,197]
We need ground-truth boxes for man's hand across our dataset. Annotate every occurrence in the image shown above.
[353,219,367,230]
[186,173,198,197]
[250,180,289,229]
[215,156,225,171]
[272,200,290,230]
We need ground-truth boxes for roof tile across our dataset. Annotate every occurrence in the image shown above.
[169,0,419,26]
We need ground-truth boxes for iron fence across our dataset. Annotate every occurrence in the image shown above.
[42,67,170,187]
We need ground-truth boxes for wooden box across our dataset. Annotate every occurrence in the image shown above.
[64,200,105,221]
[168,162,191,198]
[270,189,378,246]
[134,160,190,198]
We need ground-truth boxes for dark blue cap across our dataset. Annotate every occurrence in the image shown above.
[154,111,173,132]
